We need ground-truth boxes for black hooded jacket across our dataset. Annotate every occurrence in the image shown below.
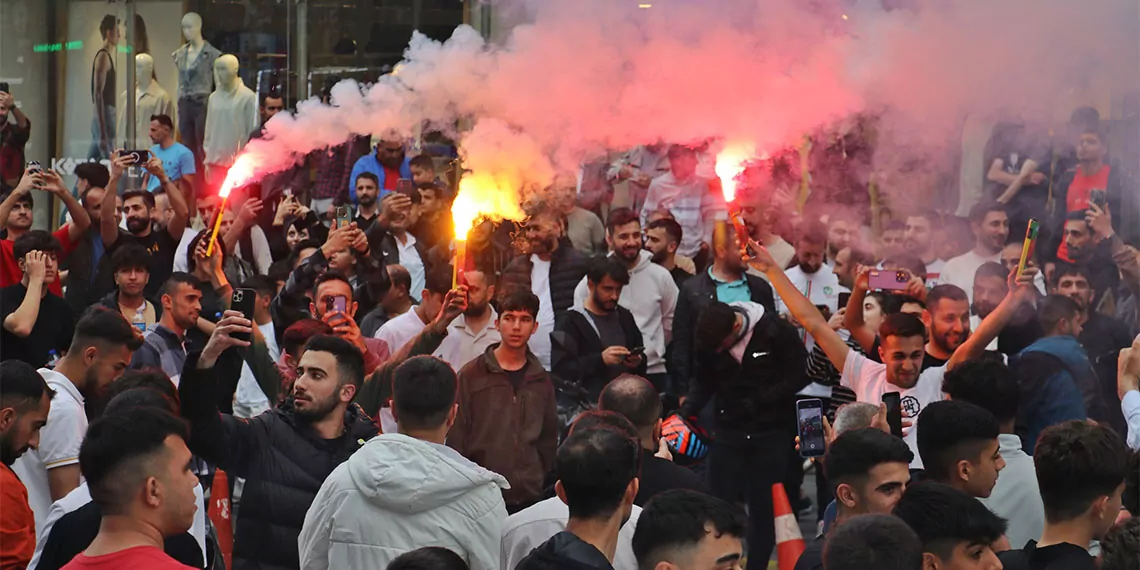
[515,531,616,570]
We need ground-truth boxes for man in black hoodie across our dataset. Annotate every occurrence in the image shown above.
[553,256,646,400]
[179,312,378,570]
[680,300,809,569]
[515,422,641,570]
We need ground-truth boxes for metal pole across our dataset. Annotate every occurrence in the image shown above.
[296,0,308,100]
[124,0,136,150]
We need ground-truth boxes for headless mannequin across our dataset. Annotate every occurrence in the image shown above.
[117,54,173,148]
[173,13,220,171]
[202,55,257,185]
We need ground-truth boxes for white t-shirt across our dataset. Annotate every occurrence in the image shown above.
[258,321,280,362]
[924,258,947,287]
[529,255,556,371]
[839,350,946,468]
[234,361,273,419]
[374,308,427,355]
[396,233,425,302]
[940,250,1001,302]
[12,369,87,535]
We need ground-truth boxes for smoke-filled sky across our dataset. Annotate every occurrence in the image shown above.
[243,0,1139,213]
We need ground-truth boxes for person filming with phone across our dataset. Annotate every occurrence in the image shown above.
[0,88,31,190]
[553,257,647,401]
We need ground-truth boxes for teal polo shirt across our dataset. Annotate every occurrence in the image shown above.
[710,267,750,304]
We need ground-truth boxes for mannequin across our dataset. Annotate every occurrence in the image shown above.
[172,12,221,168]
[117,54,174,148]
[202,54,258,186]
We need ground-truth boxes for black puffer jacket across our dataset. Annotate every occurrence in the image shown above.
[499,239,590,321]
[179,350,378,570]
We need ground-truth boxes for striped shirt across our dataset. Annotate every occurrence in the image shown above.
[639,173,726,258]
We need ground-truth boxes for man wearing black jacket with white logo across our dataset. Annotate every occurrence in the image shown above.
[680,300,809,570]
[179,311,378,570]
[553,257,646,401]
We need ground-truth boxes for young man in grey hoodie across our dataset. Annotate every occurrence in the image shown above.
[573,208,678,392]
[298,356,509,570]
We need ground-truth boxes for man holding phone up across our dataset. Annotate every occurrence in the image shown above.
[748,239,1039,468]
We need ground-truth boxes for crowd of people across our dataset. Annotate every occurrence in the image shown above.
[0,93,1138,570]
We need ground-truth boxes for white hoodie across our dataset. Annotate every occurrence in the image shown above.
[573,250,679,375]
[298,433,510,570]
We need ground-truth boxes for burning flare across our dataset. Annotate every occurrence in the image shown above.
[714,142,755,203]
[450,172,527,239]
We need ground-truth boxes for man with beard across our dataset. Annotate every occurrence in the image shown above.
[826,212,860,267]
[903,211,946,284]
[921,285,972,369]
[102,153,190,298]
[353,172,382,230]
[639,145,725,267]
[832,246,874,291]
[941,202,1010,303]
[434,269,500,371]
[1057,207,1125,311]
[644,218,691,289]
[876,221,905,266]
[348,133,412,202]
[367,185,431,302]
[61,166,121,316]
[736,187,795,273]
[969,262,1042,355]
[180,319,379,570]
[573,209,677,392]
[501,202,590,371]
[1,232,75,367]
[130,273,203,383]
[0,167,90,294]
[1052,264,1134,434]
[12,307,142,532]
[0,360,52,569]
[558,257,647,400]
[777,222,844,328]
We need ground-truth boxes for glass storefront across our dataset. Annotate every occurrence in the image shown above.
[0,0,477,226]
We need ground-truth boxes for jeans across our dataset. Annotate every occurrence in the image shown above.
[88,105,115,160]
[179,95,208,167]
[707,427,794,570]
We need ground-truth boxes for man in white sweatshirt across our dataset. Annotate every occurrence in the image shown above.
[573,208,678,392]
[298,356,509,570]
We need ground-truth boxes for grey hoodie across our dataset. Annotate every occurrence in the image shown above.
[298,433,510,570]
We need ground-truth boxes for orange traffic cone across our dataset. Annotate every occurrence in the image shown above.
[207,469,234,570]
[772,483,805,570]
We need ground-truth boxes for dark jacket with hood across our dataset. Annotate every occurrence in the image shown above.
[500,238,590,322]
[515,531,616,570]
[1012,335,1106,452]
[448,345,560,508]
[551,305,646,401]
[179,349,378,570]
[671,269,777,395]
[680,302,810,435]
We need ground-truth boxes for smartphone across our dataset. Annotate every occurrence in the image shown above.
[119,149,151,164]
[629,346,646,357]
[815,304,832,321]
[838,292,852,309]
[1088,189,1108,211]
[869,269,911,291]
[0,82,9,93]
[335,206,352,229]
[882,392,903,438]
[229,288,257,343]
[1017,219,1040,279]
[325,294,348,315]
[26,160,42,175]
[797,399,827,458]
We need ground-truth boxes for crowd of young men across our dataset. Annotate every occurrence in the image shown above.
[0,107,1138,570]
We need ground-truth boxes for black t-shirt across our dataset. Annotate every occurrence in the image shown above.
[506,366,527,394]
[0,284,75,367]
[998,540,1096,570]
[635,449,710,506]
[983,122,1052,222]
[113,229,179,298]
